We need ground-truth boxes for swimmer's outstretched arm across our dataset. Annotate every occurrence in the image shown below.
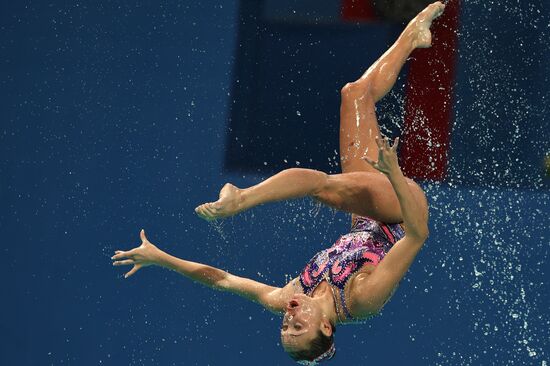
[112,230,289,314]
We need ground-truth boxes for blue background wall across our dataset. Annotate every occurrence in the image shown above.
[1,1,549,365]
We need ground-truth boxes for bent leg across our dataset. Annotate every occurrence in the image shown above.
[339,2,445,174]
[195,168,427,224]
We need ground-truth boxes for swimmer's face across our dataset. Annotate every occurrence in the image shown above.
[280,294,325,353]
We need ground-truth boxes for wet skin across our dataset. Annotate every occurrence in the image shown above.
[280,293,327,353]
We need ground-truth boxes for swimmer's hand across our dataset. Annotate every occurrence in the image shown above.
[362,136,400,176]
[112,229,161,278]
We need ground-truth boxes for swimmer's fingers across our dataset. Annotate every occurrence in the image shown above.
[111,251,128,261]
[361,156,382,172]
[112,259,135,266]
[111,251,141,277]
[140,229,148,244]
[111,249,136,261]
[390,137,399,152]
[375,136,385,150]
[125,264,141,278]
[362,155,376,167]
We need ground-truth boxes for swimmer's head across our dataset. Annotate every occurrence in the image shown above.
[280,294,336,363]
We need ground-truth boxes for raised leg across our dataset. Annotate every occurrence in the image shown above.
[339,1,445,174]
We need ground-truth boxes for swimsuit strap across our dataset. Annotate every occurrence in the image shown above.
[323,272,353,322]
[323,274,347,323]
[338,287,353,321]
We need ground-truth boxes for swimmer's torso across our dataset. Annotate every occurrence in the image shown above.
[293,216,405,323]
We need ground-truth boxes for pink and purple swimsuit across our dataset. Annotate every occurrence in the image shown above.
[298,215,405,323]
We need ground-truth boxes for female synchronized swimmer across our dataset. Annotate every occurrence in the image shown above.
[113,2,444,363]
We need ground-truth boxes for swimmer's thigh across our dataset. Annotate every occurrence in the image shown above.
[314,171,428,224]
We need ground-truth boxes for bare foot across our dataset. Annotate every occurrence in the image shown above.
[408,1,445,49]
[195,183,244,221]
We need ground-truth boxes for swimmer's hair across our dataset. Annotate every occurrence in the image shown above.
[287,327,335,363]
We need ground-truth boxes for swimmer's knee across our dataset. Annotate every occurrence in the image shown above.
[311,171,332,199]
[340,80,373,99]
[312,174,345,209]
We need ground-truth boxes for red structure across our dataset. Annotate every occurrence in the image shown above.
[401,0,461,180]
[341,0,377,21]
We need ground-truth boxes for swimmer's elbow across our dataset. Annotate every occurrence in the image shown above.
[407,225,429,242]
[214,273,233,291]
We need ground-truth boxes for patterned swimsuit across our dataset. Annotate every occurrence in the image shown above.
[298,215,405,323]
